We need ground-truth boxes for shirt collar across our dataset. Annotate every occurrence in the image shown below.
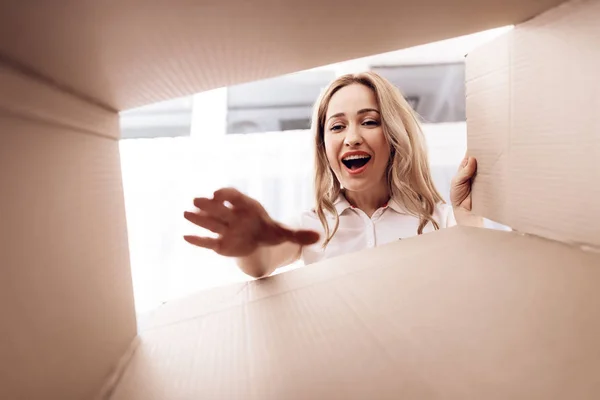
[333,194,406,215]
[333,195,352,214]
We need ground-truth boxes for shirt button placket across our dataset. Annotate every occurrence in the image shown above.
[366,217,375,248]
[357,209,376,248]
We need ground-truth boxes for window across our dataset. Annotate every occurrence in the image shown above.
[119,96,193,139]
[226,70,336,134]
[372,63,466,123]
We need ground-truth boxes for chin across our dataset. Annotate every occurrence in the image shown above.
[338,168,388,191]
[339,177,373,192]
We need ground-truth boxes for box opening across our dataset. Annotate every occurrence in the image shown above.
[118,27,512,315]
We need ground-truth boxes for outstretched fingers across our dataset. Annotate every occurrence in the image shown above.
[193,197,234,224]
[183,235,221,251]
[213,187,247,208]
[184,211,227,235]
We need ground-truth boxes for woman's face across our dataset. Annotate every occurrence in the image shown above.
[323,83,390,193]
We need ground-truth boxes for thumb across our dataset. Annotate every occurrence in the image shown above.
[269,222,320,246]
[454,156,477,185]
[290,229,321,246]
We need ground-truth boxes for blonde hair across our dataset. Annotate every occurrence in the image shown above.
[312,71,444,247]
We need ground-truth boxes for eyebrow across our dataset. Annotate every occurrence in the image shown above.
[327,108,380,122]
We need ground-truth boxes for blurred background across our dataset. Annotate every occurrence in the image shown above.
[119,27,512,315]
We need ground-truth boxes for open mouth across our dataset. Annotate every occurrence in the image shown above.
[341,154,371,172]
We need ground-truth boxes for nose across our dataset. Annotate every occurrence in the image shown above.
[343,125,363,147]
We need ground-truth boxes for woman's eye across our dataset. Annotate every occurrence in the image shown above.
[363,120,379,126]
[330,124,344,132]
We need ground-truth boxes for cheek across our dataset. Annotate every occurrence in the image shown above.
[324,135,341,169]
[370,130,392,167]
[365,129,389,155]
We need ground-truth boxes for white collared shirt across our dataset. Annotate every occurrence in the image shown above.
[296,196,456,265]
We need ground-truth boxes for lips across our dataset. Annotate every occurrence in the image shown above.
[341,151,372,175]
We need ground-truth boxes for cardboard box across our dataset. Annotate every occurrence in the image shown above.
[1,0,598,399]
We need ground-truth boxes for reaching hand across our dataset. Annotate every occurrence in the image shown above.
[450,156,477,212]
[184,188,320,257]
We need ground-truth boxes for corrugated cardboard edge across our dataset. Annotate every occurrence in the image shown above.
[138,281,252,331]
[94,336,142,400]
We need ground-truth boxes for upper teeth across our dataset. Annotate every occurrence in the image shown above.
[343,154,370,161]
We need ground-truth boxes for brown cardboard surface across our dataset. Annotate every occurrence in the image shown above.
[466,0,600,248]
[0,67,137,399]
[0,0,563,111]
[110,226,600,400]
[1,0,599,399]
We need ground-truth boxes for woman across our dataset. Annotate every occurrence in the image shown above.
[183,72,481,278]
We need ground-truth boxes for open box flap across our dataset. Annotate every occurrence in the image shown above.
[0,0,563,111]
[109,226,600,399]
[0,65,137,400]
[466,0,600,248]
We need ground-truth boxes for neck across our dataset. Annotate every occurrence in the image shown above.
[344,184,390,218]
